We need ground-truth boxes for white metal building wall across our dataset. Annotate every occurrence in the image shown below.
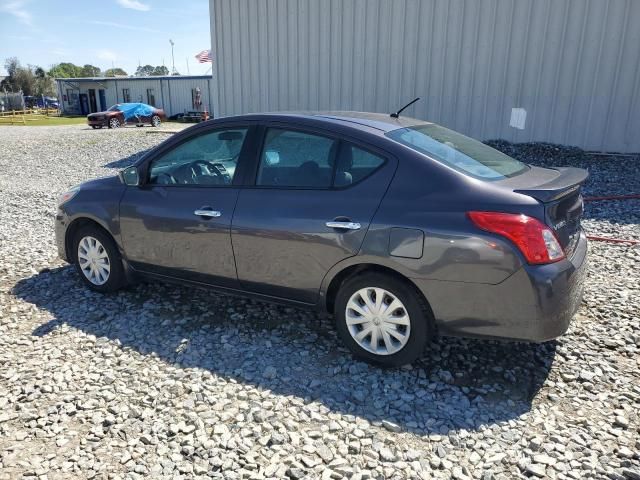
[56,76,213,117]
[210,0,640,153]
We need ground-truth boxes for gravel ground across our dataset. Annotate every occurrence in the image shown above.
[0,124,638,480]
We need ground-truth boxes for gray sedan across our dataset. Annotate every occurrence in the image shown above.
[55,112,588,367]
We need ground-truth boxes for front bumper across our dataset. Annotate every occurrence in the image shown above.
[55,208,69,262]
[415,231,588,342]
[87,118,107,126]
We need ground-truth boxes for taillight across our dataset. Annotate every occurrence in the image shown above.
[467,211,565,265]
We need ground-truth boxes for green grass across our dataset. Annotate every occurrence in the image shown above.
[0,115,87,126]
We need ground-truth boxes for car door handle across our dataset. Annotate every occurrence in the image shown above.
[194,209,221,218]
[326,221,361,230]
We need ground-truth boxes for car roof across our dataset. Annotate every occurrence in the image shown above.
[224,111,431,133]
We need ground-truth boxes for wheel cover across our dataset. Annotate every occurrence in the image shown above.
[345,287,411,356]
[77,236,110,285]
[110,118,120,128]
[152,115,161,126]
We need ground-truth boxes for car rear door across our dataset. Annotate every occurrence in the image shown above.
[119,123,255,287]
[231,124,397,304]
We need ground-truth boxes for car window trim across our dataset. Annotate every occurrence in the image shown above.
[245,122,390,191]
[139,122,257,189]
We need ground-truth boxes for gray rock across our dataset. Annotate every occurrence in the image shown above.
[525,464,546,478]
[623,469,640,480]
[379,447,397,462]
[263,366,278,379]
[381,420,401,433]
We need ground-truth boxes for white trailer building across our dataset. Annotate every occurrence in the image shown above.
[209,0,640,153]
[55,75,214,118]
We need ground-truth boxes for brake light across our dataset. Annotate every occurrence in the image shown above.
[467,211,565,264]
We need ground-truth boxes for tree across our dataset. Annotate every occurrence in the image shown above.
[5,57,19,78]
[48,62,83,78]
[81,64,101,77]
[1,57,36,95]
[104,67,128,77]
[136,65,172,76]
[152,65,169,76]
[135,64,155,77]
[33,66,55,96]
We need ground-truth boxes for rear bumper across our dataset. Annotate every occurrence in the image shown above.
[414,231,588,342]
[87,119,107,126]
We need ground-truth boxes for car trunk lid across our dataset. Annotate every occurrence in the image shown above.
[509,166,588,256]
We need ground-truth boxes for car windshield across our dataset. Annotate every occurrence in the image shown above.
[386,124,528,180]
[107,105,121,112]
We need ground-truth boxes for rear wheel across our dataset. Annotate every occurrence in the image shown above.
[334,273,431,367]
[73,225,126,293]
[108,117,121,129]
[151,115,161,127]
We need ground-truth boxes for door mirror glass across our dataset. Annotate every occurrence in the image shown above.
[121,166,140,186]
[264,150,280,166]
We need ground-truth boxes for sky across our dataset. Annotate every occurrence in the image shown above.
[0,0,212,76]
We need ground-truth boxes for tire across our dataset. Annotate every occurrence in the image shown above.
[72,225,126,293]
[151,115,161,127]
[96,125,103,129]
[108,117,121,129]
[91,125,98,129]
[334,273,431,367]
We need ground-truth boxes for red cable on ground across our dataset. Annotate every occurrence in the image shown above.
[586,235,640,245]
[583,194,640,202]
[581,194,639,244]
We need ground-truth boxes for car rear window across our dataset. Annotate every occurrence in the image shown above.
[386,124,528,180]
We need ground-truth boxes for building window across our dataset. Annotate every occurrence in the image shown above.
[66,89,73,104]
[122,88,131,103]
[147,88,156,106]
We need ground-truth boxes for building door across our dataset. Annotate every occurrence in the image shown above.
[79,94,89,115]
[88,89,97,113]
[98,90,106,111]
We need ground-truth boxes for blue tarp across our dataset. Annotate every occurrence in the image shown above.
[116,103,155,121]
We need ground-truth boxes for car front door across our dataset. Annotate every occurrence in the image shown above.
[231,125,397,304]
[119,124,254,288]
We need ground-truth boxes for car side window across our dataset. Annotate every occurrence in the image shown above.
[333,143,386,187]
[148,128,248,186]
[256,128,337,188]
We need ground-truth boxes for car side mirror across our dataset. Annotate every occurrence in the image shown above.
[121,166,140,186]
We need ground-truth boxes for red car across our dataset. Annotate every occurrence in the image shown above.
[87,103,166,129]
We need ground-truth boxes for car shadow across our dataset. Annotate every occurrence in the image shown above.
[15,266,557,437]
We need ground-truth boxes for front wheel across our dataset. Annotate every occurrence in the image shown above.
[73,226,126,293]
[151,115,161,127]
[334,273,431,367]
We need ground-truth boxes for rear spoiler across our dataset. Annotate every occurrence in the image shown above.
[514,167,589,202]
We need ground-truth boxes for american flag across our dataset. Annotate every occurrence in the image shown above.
[195,49,212,63]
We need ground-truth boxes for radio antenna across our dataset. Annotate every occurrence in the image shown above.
[390,97,420,118]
